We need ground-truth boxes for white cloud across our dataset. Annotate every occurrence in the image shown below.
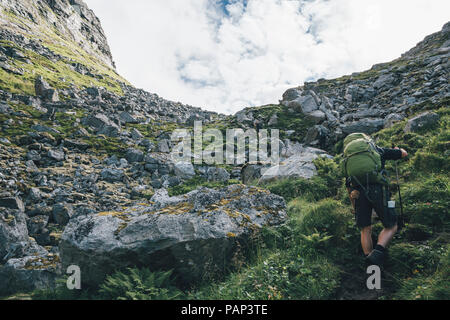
[86,0,450,114]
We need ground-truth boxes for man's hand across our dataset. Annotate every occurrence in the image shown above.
[395,147,408,158]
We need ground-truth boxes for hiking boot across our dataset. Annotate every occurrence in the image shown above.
[366,249,385,267]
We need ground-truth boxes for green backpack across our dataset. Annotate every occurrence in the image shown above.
[341,133,387,186]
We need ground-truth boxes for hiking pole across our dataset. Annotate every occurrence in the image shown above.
[394,160,405,232]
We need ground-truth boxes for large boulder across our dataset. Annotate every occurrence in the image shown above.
[59,185,287,286]
[0,253,61,296]
[0,208,29,262]
[404,112,440,133]
[260,148,329,182]
[0,204,57,295]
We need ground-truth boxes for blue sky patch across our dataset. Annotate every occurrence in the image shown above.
[215,0,248,16]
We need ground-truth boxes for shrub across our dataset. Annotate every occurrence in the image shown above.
[189,250,340,300]
[296,199,352,245]
[98,269,183,300]
[386,243,440,277]
[394,246,450,300]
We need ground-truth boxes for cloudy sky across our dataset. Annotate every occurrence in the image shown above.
[85,0,449,114]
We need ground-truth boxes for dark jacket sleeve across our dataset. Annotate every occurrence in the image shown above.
[377,147,403,161]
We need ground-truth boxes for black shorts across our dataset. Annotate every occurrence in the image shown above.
[353,184,398,229]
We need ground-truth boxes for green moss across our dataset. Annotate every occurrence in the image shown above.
[83,135,127,157]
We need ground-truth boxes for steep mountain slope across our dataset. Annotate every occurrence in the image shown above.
[186,22,449,300]
[225,22,449,154]
[0,0,228,296]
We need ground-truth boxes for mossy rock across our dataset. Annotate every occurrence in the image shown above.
[297,199,352,245]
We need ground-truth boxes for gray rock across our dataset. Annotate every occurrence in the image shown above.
[100,168,124,183]
[29,187,42,202]
[0,137,10,145]
[282,88,302,102]
[131,128,144,140]
[44,89,59,102]
[26,150,41,162]
[84,113,120,137]
[25,160,38,171]
[384,113,405,128]
[52,203,73,226]
[260,152,325,182]
[289,94,319,114]
[373,74,395,89]
[235,110,254,123]
[0,197,24,211]
[157,139,171,153]
[241,162,271,184]
[0,253,61,296]
[206,167,231,182]
[0,102,12,114]
[31,124,60,134]
[97,124,120,138]
[304,125,330,146]
[27,215,49,236]
[174,162,195,180]
[268,114,278,126]
[404,112,440,133]
[47,149,65,162]
[119,111,138,124]
[35,76,59,102]
[59,185,287,286]
[306,110,326,123]
[125,148,144,163]
[64,139,90,151]
[151,179,163,189]
[0,209,29,261]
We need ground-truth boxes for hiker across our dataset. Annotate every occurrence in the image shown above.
[342,133,408,267]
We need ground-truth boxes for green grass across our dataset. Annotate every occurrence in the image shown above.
[0,7,129,96]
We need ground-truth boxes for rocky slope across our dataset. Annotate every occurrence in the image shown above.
[0,0,448,298]
[0,0,281,295]
[230,22,449,152]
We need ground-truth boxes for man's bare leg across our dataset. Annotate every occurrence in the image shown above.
[361,226,373,255]
[377,224,398,248]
